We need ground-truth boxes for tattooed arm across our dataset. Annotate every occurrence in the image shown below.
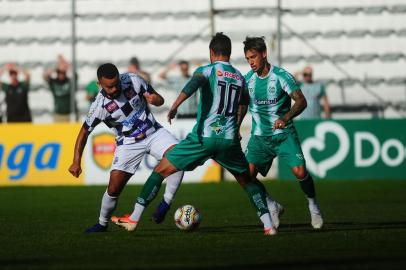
[273,90,307,130]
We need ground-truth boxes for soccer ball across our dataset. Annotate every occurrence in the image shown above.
[174,205,201,231]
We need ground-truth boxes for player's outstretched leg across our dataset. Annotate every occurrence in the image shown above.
[152,171,184,224]
[254,179,284,229]
[86,170,131,233]
[293,166,323,229]
[249,165,284,228]
[234,171,276,235]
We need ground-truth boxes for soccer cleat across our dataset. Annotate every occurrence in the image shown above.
[111,214,138,231]
[84,223,107,233]
[152,199,170,224]
[269,202,284,229]
[263,227,277,236]
[309,204,324,229]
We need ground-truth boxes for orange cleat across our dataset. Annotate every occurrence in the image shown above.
[263,227,277,236]
[111,214,138,231]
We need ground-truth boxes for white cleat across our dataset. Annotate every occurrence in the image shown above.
[111,215,138,232]
[309,205,323,229]
[269,202,284,229]
[264,227,278,236]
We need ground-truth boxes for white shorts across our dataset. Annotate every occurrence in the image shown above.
[111,128,178,174]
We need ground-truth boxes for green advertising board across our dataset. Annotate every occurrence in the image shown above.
[279,119,406,180]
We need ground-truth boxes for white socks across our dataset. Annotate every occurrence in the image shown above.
[130,203,145,222]
[266,195,277,211]
[308,197,320,213]
[260,213,273,229]
[99,191,118,226]
[163,171,184,204]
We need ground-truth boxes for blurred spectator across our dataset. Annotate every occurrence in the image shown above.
[85,79,99,105]
[159,60,198,119]
[296,66,331,119]
[128,57,151,84]
[0,63,32,122]
[43,55,74,122]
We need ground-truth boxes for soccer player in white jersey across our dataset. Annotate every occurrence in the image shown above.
[68,63,184,233]
[112,33,277,236]
[238,37,323,229]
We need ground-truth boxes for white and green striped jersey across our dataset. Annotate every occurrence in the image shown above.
[244,65,300,136]
[182,61,245,140]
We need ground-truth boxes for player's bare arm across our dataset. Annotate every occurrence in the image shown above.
[237,89,249,139]
[168,73,205,124]
[143,89,164,106]
[237,87,249,127]
[167,92,188,124]
[237,104,247,140]
[68,126,90,178]
[273,90,307,130]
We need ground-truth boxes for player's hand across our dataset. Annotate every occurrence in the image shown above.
[167,108,177,124]
[143,92,157,104]
[273,119,286,131]
[68,163,82,178]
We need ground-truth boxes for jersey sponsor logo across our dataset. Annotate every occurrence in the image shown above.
[254,98,278,105]
[122,107,145,127]
[223,71,242,81]
[105,101,119,113]
[217,70,223,77]
[130,120,153,138]
[92,133,116,170]
[124,88,137,99]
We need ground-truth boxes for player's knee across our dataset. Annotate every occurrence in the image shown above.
[249,164,258,179]
[154,158,177,178]
[292,166,307,180]
[107,186,120,197]
[234,170,252,188]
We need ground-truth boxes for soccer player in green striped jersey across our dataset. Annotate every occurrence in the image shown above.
[238,37,323,229]
[113,33,276,235]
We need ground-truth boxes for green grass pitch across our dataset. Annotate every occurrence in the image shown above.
[0,180,406,270]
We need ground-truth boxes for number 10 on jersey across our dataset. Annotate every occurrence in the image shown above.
[216,80,241,116]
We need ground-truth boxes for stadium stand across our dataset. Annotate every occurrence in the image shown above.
[0,0,405,121]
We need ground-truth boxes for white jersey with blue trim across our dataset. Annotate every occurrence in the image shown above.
[83,72,161,145]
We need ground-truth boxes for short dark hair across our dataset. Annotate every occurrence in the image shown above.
[97,63,119,79]
[243,36,267,53]
[178,60,189,66]
[209,32,231,57]
[9,70,17,76]
[129,57,140,69]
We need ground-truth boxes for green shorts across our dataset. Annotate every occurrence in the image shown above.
[246,131,305,176]
[165,133,249,175]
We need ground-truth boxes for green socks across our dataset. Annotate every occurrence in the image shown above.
[137,171,164,206]
[299,174,316,198]
[244,182,269,217]
[255,179,268,195]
